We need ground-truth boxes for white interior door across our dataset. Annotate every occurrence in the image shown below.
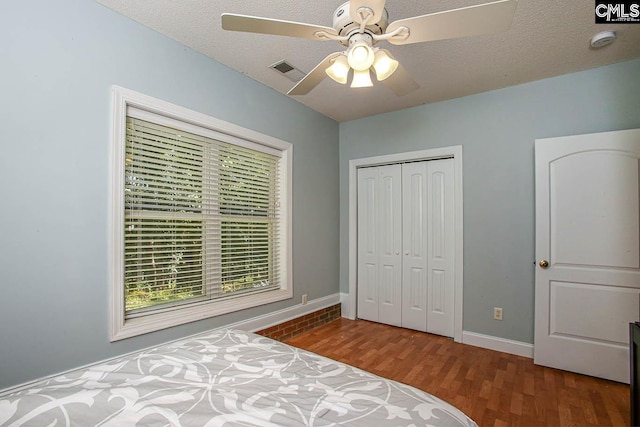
[357,164,402,326]
[534,128,640,383]
[358,159,454,336]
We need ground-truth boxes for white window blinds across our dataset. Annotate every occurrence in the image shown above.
[124,116,281,319]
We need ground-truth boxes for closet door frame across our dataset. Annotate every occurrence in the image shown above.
[347,146,464,343]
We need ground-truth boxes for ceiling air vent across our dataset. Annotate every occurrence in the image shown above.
[270,60,306,82]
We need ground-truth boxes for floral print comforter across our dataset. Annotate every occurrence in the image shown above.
[0,329,477,426]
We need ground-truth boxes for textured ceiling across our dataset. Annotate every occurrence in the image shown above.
[96,0,640,122]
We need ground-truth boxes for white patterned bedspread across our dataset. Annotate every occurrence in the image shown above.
[0,329,477,426]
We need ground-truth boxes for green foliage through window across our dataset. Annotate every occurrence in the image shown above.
[124,117,279,316]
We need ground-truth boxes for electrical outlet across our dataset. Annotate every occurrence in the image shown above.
[493,307,503,321]
[302,294,308,305]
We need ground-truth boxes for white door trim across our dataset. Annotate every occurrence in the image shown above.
[347,146,464,342]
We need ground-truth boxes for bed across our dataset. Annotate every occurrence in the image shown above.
[0,328,477,426]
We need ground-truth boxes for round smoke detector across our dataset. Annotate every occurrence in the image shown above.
[590,31,616,48]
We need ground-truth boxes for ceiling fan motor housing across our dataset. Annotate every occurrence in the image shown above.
[333,1,389,45]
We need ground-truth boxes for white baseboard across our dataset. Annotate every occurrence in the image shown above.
[340,292,354,319]
[462,331,533,358]
[227,293,341,332]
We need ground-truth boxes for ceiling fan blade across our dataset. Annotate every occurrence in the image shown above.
[386,0,517,45]
[288,52,342,96]
[350,0,387,25]
[381,62,419,97]
[222,13,338,40]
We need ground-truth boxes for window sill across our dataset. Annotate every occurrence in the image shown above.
[110,287,292,341]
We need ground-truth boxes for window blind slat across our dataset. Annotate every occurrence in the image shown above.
[126,141,204,166]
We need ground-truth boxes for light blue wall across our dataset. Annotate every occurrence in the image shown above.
[0,0,339,389]
[339,58,640,344]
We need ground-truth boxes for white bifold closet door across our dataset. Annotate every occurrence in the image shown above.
[357,159,455,337]
[357,164,403,327]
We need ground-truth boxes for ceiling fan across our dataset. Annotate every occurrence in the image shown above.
[221,0,517,96]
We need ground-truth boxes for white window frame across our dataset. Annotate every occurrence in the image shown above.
[109,86,293,341]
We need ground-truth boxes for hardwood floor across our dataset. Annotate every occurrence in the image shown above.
[285,318,630,427]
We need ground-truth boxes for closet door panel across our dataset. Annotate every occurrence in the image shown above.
[357,168,379,322]
[377,165,403,327]
[426,159,455,337]
[357,165,402,325]
[401,162,429,332]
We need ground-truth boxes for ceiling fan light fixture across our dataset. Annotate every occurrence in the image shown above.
[347,41,375,71]
[326,55,350,84]
[223,0,520,97]
[372,49,398,81]
[351,69,373,88]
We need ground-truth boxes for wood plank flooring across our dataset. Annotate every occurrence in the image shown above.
[285,318,630,427]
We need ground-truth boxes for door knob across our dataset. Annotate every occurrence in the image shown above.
[539,259,549,268]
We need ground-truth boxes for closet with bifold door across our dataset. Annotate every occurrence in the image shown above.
[357,158,455,337]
